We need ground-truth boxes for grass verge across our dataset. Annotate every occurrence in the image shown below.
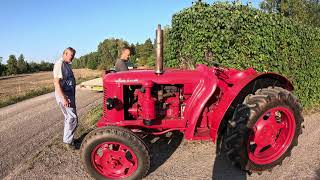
[76,104,103,136]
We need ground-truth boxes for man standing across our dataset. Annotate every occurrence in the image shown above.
[115,47,131,71]
[53,47,77,149]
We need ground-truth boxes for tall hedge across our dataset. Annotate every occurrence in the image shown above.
[165,2,320,107]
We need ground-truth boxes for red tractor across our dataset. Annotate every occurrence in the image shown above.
[80,25,303,180]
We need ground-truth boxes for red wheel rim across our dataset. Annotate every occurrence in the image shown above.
[91,142,138,179]
[248,106,296,165]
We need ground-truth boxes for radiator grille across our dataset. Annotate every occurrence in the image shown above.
[103,87,108,118]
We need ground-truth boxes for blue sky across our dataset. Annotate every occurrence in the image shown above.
[0,0,262,63]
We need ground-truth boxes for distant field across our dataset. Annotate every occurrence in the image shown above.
[0,69,102,107]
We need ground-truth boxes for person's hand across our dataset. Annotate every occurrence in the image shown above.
[62,97,71,107]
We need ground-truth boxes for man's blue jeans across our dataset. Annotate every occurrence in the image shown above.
[55,94,78,144]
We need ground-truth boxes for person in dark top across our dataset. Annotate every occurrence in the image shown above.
[115,47,131,71]
[53,47,77,150]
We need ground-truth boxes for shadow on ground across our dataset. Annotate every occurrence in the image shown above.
[316,169,320,179]
[212,133,247,180]
[145,131,184,174]
[74,133,88,149]
[212,154,247,180]
[74,127,95,149]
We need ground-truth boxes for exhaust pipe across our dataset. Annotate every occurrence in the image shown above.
[155,24,163,74]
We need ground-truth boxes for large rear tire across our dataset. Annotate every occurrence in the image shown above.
[223,86,303,172]
[80,126,150,180]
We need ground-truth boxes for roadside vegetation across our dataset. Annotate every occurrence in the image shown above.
[0,54,53,76]
[76,104,102,137]
[165,1,320,108]
[0,69,101,108]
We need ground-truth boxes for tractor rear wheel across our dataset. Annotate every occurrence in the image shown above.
[80,126,150,180]
[224,86,303,172]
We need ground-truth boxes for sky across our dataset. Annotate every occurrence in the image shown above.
[0,0,262,63]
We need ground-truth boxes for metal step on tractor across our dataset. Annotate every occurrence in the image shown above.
[80,25,303,180]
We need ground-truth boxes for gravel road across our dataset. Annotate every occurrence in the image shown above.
[0,88,102,179]
[0,89,319,180]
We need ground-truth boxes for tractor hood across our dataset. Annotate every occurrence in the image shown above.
[104,65,214,85]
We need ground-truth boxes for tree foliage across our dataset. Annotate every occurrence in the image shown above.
[0,57,6,76]
[135,39,155,66]
[165,1,320,107]
[7,55,18,75]
[73,38,156,70]
[260,0,320,26]
[98,38,129,69]
[0,54,53,76]
[17,54,28,73]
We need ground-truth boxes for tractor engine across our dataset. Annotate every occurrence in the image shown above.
[126,83,183,125]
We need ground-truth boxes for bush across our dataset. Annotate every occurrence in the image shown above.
[165,2,320,107]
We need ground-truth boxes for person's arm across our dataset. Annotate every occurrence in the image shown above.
[54,78,70,107]
[53,61,70,107]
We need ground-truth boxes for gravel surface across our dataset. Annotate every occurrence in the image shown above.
[0,88,102,180]
[0,89,319,180]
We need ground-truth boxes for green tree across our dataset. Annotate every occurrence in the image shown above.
[38,61,54,71]
[28,62,40,72]
[97,38,129,69]
[129,43,137,64]
[260,0,320,26]
[86,52,100,69]
[0,56,6,76]
[135,39,154,66]
[73,56,88,69]
[17,54,28,74]
[7,55,18,75]
[167,1,320,107]
[163,25,178,67]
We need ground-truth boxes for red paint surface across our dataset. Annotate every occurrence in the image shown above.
[248,106,296,164]
[91,142,138,178]
[97,64,293,141]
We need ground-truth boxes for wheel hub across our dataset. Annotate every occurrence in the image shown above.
[91,142,138,178]
[248,106,296,165]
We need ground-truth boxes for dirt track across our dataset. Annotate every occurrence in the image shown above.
[0,89,319,180]
[0,88,102,179]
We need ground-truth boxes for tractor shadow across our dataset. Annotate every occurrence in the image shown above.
[145,131,184,174]
[74,132,89,149]
[74,127,96,149]
[316,168,320,179]
[212,135,247,180]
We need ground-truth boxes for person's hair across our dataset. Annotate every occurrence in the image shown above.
[118,46,131,58]
[63,47,76,55]
[121,46,131,53]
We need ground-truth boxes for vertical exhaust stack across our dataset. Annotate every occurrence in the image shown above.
[155,24,164,74]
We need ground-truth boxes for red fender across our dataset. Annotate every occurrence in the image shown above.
[184,65,218,140]
[209,70,294,142]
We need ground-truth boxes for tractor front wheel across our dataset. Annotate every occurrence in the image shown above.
[224,86,303,172]
[80,126,150,180]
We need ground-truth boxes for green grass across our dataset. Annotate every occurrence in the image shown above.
[75,104,103,138]
[82,104,102,127]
